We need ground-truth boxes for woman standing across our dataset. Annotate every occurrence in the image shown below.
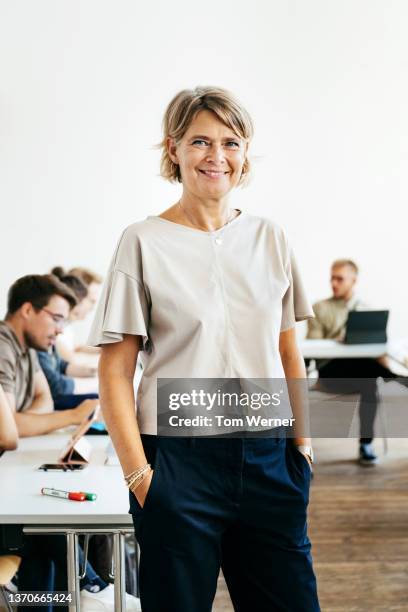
[89,86,320,611]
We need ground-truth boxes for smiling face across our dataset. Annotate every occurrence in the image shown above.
[167,110,247,202]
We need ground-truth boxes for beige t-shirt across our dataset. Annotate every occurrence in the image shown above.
[88,212,314,434]
[307,296,367,340]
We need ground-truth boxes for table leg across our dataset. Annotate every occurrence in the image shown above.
[135,538,140,598]
[66,532,80,612]
[113,532,126,611]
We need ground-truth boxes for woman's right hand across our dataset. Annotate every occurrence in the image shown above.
[133,470,154,508]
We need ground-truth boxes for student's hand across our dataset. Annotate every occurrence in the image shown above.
[71,399,99,424]
[133,470,154,508]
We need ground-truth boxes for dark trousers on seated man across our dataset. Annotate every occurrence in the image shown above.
[54,392,98,410]
[1,534,108,612]
[317,358,400,444]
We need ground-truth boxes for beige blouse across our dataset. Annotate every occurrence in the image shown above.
[88,212,314,434]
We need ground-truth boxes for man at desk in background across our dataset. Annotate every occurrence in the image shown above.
[307,259,399,466]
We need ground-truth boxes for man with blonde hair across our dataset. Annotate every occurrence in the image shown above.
[307,259,400,466]
[307,259,361,340]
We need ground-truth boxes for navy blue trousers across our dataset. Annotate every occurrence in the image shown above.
[129,435,320,612]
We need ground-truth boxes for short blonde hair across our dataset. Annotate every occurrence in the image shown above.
[158,86,254,186]
[332,259,359,275]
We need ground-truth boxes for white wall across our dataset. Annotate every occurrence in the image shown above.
[1,0,407,341]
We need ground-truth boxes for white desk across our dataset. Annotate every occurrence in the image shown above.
[0,433,133,611]
[301,339,388,360]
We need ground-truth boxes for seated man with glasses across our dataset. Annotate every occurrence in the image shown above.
[307,259,407,466]
[0,274,98,436]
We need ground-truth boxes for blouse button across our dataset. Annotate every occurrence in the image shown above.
[214,237,223,245]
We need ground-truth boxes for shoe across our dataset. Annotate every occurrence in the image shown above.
[80,584,141,611]
[359,443,378,466]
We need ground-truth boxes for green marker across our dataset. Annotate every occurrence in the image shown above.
[80,491,97,501]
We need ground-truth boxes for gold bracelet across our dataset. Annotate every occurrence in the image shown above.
[124,463,150,486]
[129,467,152,494]
[125,463,150,482]
[126,464,151,490]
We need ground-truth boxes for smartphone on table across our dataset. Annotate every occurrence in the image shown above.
[38,463,86,471]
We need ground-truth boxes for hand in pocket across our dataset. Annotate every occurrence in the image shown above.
[134,470,154,508]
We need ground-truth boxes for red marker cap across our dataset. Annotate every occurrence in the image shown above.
[68,492,86,501]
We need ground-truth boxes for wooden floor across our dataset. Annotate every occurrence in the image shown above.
[213,438,408,611]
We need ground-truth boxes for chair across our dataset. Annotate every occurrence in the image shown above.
[0,555,21,612]
[307,374,388,453]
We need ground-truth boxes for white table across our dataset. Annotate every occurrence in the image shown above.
[301,339,388,360]
[0,433,133,611]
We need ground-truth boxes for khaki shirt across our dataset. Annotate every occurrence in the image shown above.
[0,321,40,412]
[88,213,314,434]
[307,296,367,340]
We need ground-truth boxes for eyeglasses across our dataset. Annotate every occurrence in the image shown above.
[41,308,68,328]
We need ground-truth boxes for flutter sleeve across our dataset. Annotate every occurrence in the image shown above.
[280,240,314,332]
[87,227,150,350]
